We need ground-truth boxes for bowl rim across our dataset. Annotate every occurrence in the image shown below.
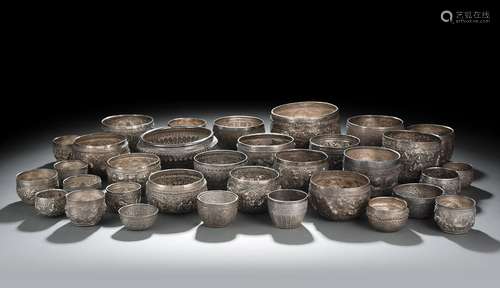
[344,146,401,164]
[435,195,476,210]
[101,114,154,130]
[66,189,105,203]
[167,117,208,128]
[213,115,265,130]
[147,169,206,189]
[16,168,59,183]
[106,152,160,170]
[309,133,360,149]
[52,134,80,145]
[275,149,328,166]
[267,189,309,204]
[309,170,371,192]
[73,132,128,149]
[346,115,404,130]
[442,161,473,171]
[237,133,295,151]
[194,150,248,167]
[54,159,88,170]
[139,127,214,148]
[407,123,454,137]
[63,174,102,187]
[368,196,408,210]
[118,203,159,217]
[421,167,460,181]
[270,101,339,121]
[35,188,66,200]
[383,130,441,144]
[229,165,280,183]
[197,190,239,206]
[105,181,142,194]
[392,183,444,200]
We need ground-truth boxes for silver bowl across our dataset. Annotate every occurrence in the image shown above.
[273,149,329,190]
[197,190,239,228]
[119,203,159,231]
[105,182,142,213]
[237,133,295,167]
[63,174,102,192]
[393,183,444,219]
[65,189,106,226]
[367,197,409,232]
[213,115,265,149]
[193,150,248,190]
[434,195,475,234]
[408,124,454,165]
[267,189,308,229]
[53,159,88,183]
[346,115,404,146]
[443,162,474,188]
[309,134,360,169]
[34,189,66,217]
[167,117,207,128]
[420,167,460,195]
[52,135,79,161]
[16,169,59,205]
[101,114,154,151]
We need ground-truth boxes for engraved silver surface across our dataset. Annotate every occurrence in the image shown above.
[65,189,106,226]
[197,190,238,228]
[118,203,159,231]
[213,115,265,149]
[367,197,409,232]
[443,162,474,188]
[34,189,66,217]
[52,135,79,161]
[16,168,59,205]
[237,133,295,167]
[393,183,443,219]
[105,182,142,213]
[309,134,359,169]
[408,124,454,165]
[434,195,475,234]
[63,174,102,192]
[346,115,404,146]
[193,150,248,190]
[101,114,154,151]
[420,167,461,195]
[167,117,208,128]
[267,189,308,229]
[53,159,88,183]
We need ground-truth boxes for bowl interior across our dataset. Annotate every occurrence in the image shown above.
[102,115,152,128]
[54,135,79,145]
[437,195,475,209]
[198,191,238,205]
[394,184,443,199]
[345,147,399,161]
[215,116,263,128]
[195,151,246,165]
[143,128,211,146]
[54,160,87,170]
[75,133,125,146]
[150,170,203,186]
[107,182,141,194]
[64,174,101,187]
[230,166,278,182]
[349,115,402,128]
[119,204,158,217]
[268,189,307,202]
[276,150,326,163]
[239,134,292,146]
[169,118,206,127]
[67,190,104,202]
[311,171,369,189]
[384,130,440,143]
[108,154,158,169]
[409,124,453,136]
[423,168,458,179]
[36,189,65,199]
[18,169,57,181]
[273,102,337,119]
[443,162,472,172]
[369,197,407,211]
[311,135,359,148]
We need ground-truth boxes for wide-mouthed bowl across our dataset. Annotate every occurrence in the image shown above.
[309,134,360,169]
[434,195,475,234]
[271,101,340,148]
[146,169,207,213]
[34,189,66,217]
[267,189,308,229]
[346,115,404,146]
[309,170,371,220]
[52,135,79,161]
[16,169,59,205]
[197,190,239,228]
[367,197,409,232]
[227,166,281,213]
[382,130,441,183]
[442,162,474,188]
[63,174,102,192]
[193,150,248,189]
[273,149,329,190]
[343,146,401,197]
[53,160,88,182]
[65,189,106,226]
[420,167,460,195]
[105,182,142,213]
[408,124,454,165]
[118,203,159,230]
[393,183,444,219]
[237,133,295,167]
[137,127,218,168]
[213,115,265,149]
[72,132,130,176]
[101,114,154,151]
[167,117,207,128]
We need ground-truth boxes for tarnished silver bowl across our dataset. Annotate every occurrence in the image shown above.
[367,197,409,232]
[343,146,401,197]
[267,189,308,229]
[137,127,218,168]
[101,114,154,151]
[271,101,340,148]
[393,183,443,219]
[168,117,207,128]
[146,169,207,214]
[273,149,329,190]
[105,182,142,213]
[197,190,239,228]
[63,174,102,192]
[227,166,281,213]
[53,160,88,183]
[434,195,475,234]
[72,132,130,176]
[213,115,265,149]
[408,124,454,165]
[346,115,404,146]
[443,162,474,188]
[34,189,66,217]
[420,167,460,195]
[309,170,371,220]
[119,203,159,231]
[52,135,79,161]
[193,150,248,190]
[309,134,360,169]
[65,189,106,226]
[237,133,295,167]
[382,130,441,183]
[16,169,59,205]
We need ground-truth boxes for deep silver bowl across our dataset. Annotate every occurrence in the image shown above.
[16,169,59,205]
[34,189,66,217]
[434,195,475,234]
[193,150,248,190]
[167,117,207,128]
[63,174,102,192]
[119,203,159,231]
[393,183,443,219]
[420,167,460,195]
[105,182,142,213]
[101,114,154,151]
[367,197,409,232]
[408,124,454,165]
[213,115,265,149]
[443,162,474,188]
[346,115,404,146]
[53,160,88,183]
[267,189,308,229]
[65,189,106,226]
[52,135,79,161]
[237,133,295,167]
[270,101,340,148]
[309,134,360,169]
[197,190,239,228]
[273,149,329,190]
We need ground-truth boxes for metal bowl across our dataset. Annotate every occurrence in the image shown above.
[34,189,66,217]
[237,133,295,167]
[309,134,360,169]
[16,169,59,205]
[382,130,441,183]
[393,183,444,219]
[137,127,218,168]
[213,115,265,149]
[65,189,106,226]
[408,124,454,165]
[346,115,404,146]
[227,166,281,213]
[63,174,102,192]
[271,101,340,148]
[101,114,154,151]
[197,190,239,228]
[420,167,460,195]
[443,162,474,188]
[72,132,130,176]
[52,135,79,161]
[118,203,159,231]
[53,160,88,183]
[434,195,475,234]
[193,150,248,190]
[146,169,207,213]
[273,149,329,190]
[367,197,409,232]
[267,189,308,229]
[343,146,401,197]
[167,117,207,128]
[309,170,371,220]
[105,182,142,213]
